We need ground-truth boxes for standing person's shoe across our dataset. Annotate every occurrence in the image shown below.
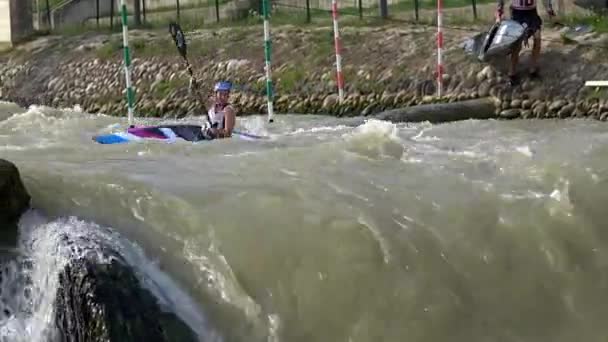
[529,67,541,79]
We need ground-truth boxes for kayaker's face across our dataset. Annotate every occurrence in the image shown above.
[216,90,230,104]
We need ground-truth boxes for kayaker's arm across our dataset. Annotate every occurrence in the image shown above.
[216,106,236,138]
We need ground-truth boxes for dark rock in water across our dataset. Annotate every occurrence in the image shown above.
[0,159,30,230]
[375,97,497,123]
[55,257,199,342]
[500,108,522,119]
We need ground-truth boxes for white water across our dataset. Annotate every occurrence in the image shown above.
[0,210,221,342]
[2,103,608,342]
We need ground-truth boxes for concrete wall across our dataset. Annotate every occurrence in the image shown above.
[10,0,33,42]
[0,0,12,47]
[0,0,34,49]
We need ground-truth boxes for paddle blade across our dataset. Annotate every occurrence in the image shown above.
[169,22,188,58]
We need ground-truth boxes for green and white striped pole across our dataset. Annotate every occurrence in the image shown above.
[120,0,135,126]
[262,0,274,123]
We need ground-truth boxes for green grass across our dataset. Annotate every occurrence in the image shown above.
[277,65,306,92]
[95,37,123,59]
[152,78,189,98]
[583,85,608,101]
[130,38,178,57]
[360,0,494,13]
[561,14,608,33]
[308,28,334,62]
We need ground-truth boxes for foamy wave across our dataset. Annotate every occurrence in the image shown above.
[287,124,351,135]
[342,119,405,160]
[0,211,217,342]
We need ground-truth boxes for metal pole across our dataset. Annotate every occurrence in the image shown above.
[120,0,135,125]
[471,0,477,19]
[306,0,311,23]
[379,0,387,18]
[437,0,443,97]
[262,0,275,122]
[142,0,147,23]
[332,0,344,101]
[45,0,51,29]
[216,0,220,22]
[110,0,115,30]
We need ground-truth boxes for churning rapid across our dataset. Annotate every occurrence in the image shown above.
[1,101,608,342]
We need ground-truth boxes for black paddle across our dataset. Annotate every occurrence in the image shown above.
[168,22,216,128]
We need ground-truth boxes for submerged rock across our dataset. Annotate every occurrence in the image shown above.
[55,256,199,342]
[0,159,30,228]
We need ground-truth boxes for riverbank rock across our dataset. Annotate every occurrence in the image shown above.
[55,256,199,342]
[0,159,31,227]
[375,97,497,123]
[2,23,608,121]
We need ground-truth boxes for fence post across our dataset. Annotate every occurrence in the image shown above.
[216,0,220,22]
[176,0,180,22]
[358,0,362,19]
[306,0,311,23]
[110,0,114,30]
[414,0,419,21]
[379,0,388,18]
[45,0,51,29]
[471,0,477,19]
[143,0,147,24]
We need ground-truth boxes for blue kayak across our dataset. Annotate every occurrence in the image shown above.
[93,124,267,144]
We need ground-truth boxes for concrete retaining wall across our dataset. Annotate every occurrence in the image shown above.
[0,0,34,49]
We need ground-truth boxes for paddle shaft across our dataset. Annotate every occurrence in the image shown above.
[169,23,214,127]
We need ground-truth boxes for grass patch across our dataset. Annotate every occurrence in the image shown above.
[130,38,177,57]
[308,29,335,63]
[560,14,608,33]
[583,86,608,101]
[277,65,306,92]
[95,38,123,59]
[152,78,189,98]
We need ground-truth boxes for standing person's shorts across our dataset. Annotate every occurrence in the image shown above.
[510,7,543,36]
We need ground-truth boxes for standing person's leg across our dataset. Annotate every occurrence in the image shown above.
[528,10,543,76]
[509,39,522,81]
[508,7,527,85]
[508,7,543,84]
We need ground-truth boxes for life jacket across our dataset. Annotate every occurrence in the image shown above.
[208,103,230,129]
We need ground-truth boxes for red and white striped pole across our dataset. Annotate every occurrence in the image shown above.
[437,0,443,97]
[332,0,345,102]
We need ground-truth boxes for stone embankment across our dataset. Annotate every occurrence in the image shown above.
[1,24,607,120]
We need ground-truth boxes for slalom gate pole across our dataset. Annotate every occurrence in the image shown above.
[331,0,345,102]
[262,0,275,123]
[437,0,443,98]
[120,0,135,125]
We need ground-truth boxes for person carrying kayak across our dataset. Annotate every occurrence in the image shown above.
[495,0,555,85]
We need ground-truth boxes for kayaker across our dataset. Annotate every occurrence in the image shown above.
[204,81,237,139]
